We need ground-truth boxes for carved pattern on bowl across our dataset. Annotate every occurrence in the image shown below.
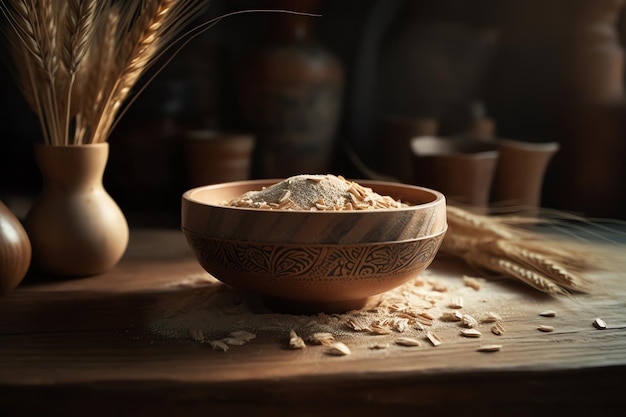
[184,231,444,283]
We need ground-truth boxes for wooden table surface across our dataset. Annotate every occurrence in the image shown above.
[1,229,625,417]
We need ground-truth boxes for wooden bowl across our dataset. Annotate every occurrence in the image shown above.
[181,179,447,313]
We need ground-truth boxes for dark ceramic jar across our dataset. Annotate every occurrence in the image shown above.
[238,0,344,178]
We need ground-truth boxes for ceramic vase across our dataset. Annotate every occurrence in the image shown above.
[0,200,31,295]
[25,143,129,277]
[238,0,344,178]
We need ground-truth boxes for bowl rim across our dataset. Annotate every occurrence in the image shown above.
[182,178,446,213]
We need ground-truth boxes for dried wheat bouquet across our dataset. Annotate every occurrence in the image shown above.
[441,205,625,295]
[0,0,210,145]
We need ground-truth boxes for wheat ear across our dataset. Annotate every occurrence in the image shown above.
[61,0,99,145]
[89,0,177,143]
[440,205,616,294]
[446,205,520,240]
[467,252,567,295]
[479,240,592,292]
[2,0,58,143]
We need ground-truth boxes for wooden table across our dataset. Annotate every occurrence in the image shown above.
[1,229,625,416]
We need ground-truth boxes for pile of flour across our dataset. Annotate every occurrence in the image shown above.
[226,174,406,210]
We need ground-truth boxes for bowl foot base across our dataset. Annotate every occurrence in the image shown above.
[263,294,383,314]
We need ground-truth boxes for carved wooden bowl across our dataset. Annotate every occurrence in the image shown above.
[182,179,447,313]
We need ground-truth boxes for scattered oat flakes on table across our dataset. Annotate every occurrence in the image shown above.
[460,328,482,338]
[369,343,389,350]
[461,314,478,328]
[593,318,607,330]
[325,342,352,356]
[309,332,335,346]
[449,297,464,309]
[477,344,502,352]
[537,325,555,332]
[440,311,463,322]
[395,337,421,347]
[481,311,502,323]
[491,322,506,336]
[426,331,442,347]
[289,330,306,350]
[463,276,482,291]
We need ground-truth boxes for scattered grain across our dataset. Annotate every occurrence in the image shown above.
[429,281,449,292]
[481,311,502,323]
[491,322,506,336]
[593,318,607,330]
[418,311,436,321]
[346,316,372,332]
[539,310,557,317]
[477,344,502,352]
[370,321,393,335]
[460,328,482,338]
[278,189,291,203]
[440,311,463,322]
[426,331,442,347]
[390,317,410,332]
[209,340,229,352]
[395,337,421,347]
[309,332,335,346]
[189,328,204,343]
[325,342,352,356]
[412,314,434,327]
[229,330,256,342]
[449,297,464,309]
[463,276,482,291]
[369,343,389,350]
[288,329,307,350]
[221,337,247,346]
[461,314,478,328]
[537,325,554,332]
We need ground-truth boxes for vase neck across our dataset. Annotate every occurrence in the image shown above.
[34,144,108,189]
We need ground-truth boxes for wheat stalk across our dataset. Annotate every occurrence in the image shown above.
[440,205,624,295]
[0,0,210,145]
[1,1,316,146]
[61,0,98,145]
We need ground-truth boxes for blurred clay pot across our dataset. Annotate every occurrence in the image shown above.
[489,138,560,208]
[411,136,499,208]
[184,130,255,188]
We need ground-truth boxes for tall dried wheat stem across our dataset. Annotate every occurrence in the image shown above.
[1,0,211,145]
[2,1,315,145]
[62,0,98,145]
[89,0,176,143]
[2,0,52,143]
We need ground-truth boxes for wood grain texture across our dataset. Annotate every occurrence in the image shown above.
[1,229,625,416]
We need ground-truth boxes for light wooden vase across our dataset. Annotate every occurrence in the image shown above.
[0,200,31,295]
[25,143,129,277]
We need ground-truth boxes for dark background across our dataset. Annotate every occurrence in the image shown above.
[1,0,625,227]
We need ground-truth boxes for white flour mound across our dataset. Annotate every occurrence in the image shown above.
[227,174,406,210]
